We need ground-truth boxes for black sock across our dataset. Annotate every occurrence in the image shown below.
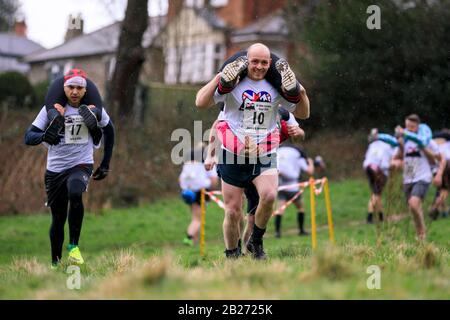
[252,224,266,241]
[367,212,373,223]
[225,247,240,258]
[378,212,384,221]
[297,212,305,232]
[274,215,282,234]
[186,234,193,239]
[430,208,439,219]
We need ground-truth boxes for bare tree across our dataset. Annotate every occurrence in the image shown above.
[108,0,148,121]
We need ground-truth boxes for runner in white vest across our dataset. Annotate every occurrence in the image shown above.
[195,43,310,259]
[179,146,218,246]
[363,128,396,224]
[24,69,115,268]
[275,143,314,238]
[393,114,440,241]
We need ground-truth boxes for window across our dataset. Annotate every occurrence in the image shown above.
[185,0,227,8]
[185,0,204,8]
[213,43,225,73]
[211,0,228,7]
[63,61,74,74]
[49,64,63,81]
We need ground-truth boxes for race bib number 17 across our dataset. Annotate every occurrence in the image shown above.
[65,115,89,144]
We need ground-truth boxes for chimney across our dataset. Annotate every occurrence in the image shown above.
[14,20,27,37]
[167,0,184,22]
[215,0,287,29]
[244,0,287,25]
[65,13,84,42]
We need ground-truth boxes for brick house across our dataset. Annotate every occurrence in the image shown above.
[162,5,228,84]
[162,0,290,84]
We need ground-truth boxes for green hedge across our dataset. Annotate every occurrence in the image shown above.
[33,80,50,107]
[0,72,35,108]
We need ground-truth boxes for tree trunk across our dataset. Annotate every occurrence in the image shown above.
[108,0,148,121]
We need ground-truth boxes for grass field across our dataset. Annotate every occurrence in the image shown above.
[0,178,449,299]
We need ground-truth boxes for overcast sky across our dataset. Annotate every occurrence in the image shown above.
[18,0,168,48]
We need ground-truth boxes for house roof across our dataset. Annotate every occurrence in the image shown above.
[25,15,166,63]
[194,7,227,30]
[230,12,288,43]
[0,33,44,58]
[0,56,32,73]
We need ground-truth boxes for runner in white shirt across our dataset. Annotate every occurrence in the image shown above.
[205,107,305,253]
[393,114,440,241]
[179,146,218,246]
[24,69,115,268]
[275,143,313,238]
[362,129,396,224]
[195,43,310,260]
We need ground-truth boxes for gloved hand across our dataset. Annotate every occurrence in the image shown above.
[93,166,109,180]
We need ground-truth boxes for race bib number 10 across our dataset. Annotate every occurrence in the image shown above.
[65,115,89,144]
[243,101,273,133]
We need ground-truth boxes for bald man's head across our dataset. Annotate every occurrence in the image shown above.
[247,43,271,57]
[246,43,271,81]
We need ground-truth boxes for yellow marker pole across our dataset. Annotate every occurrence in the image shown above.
[324,178,335,244]
[309,178,317,251]
[200,189,206,257]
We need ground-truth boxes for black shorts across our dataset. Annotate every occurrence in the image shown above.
[366,167,387,195]
[193,190,211,205]
[217,150,277,188]
[45,164,93,206]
